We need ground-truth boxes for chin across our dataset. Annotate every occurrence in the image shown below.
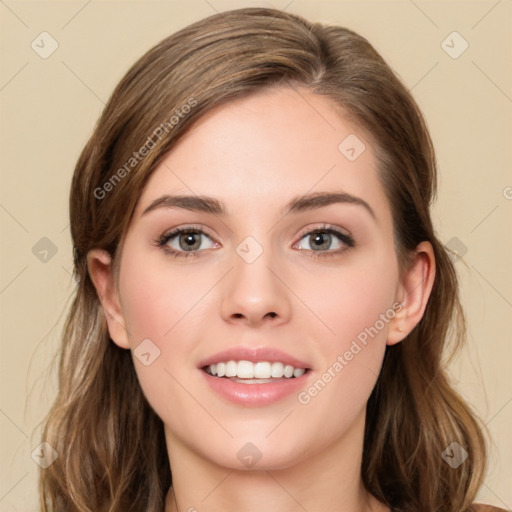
[200,435,312,472]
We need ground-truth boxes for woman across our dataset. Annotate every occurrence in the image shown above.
[38,7,506,512]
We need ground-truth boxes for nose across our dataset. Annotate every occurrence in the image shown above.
[220,243,292,328]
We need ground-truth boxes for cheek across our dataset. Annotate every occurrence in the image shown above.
[308,248,399,350]
[116,252,212,429]
[118,251,213,347]
[297,249,398,410]
[116,247,223,396]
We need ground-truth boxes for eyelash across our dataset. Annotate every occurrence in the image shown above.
[155,224,355,260]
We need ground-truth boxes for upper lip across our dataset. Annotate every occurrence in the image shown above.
[198,346,311,370]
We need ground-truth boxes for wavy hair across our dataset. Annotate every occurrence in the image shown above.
[38,7,488,512]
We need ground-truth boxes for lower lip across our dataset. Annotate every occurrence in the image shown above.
[201,370,311,406]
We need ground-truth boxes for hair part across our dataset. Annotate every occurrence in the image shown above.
[39,7,488,512]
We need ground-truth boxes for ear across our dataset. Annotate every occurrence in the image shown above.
[87,249,130,349]
[387,241,436,345]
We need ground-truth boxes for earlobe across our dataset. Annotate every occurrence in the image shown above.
[387,241,436,346]
[86,248,130,349]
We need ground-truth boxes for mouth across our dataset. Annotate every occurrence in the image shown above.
[198,347,312,404]
[202,360,311,384]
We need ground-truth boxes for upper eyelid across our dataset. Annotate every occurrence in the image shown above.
[161,224,215,238]
[296,224,351,238]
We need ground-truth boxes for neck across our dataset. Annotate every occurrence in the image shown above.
[163,409,388,512]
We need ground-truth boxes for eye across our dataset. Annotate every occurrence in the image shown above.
[156,226,219,258]
[294,225,355,257]
[155,224,355,259]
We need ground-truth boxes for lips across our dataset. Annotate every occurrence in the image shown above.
[198,346,312,406]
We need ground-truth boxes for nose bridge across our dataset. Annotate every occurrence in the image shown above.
[220,234,291,325]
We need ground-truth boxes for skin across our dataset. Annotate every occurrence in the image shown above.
[88,86,435,512]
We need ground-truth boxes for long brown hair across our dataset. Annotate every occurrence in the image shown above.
[38,7,488,511]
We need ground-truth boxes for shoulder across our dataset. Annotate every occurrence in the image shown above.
[470,504,510,512]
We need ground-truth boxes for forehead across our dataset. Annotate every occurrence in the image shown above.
[135,86,389,221]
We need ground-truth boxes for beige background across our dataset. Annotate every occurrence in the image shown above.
[0,1,511,510]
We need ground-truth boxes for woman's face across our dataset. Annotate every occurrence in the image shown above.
[104,86,407,470]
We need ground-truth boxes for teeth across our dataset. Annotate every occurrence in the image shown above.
[225,360,237,377]
[238,360,255,379]
[254,362,271,379]
[205,360,306,379]
[271,362,284,377]
[283,364,294,378]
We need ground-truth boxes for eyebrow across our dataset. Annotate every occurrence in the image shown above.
[142,191,376,221]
